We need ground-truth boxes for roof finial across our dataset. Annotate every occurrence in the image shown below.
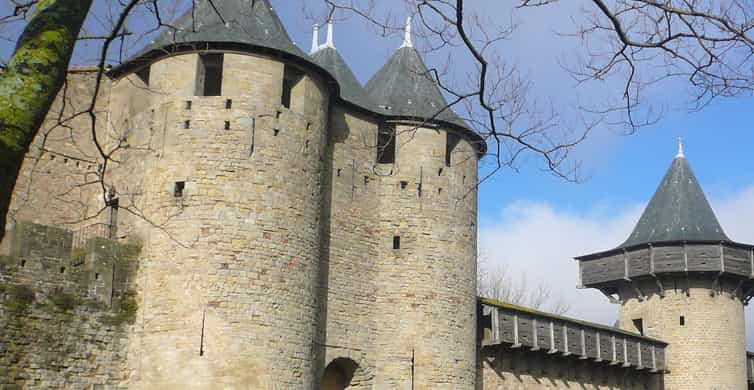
[310,24,320,54]
[400,16,413,48]
[323,20,335,49]
[676,136,685,159]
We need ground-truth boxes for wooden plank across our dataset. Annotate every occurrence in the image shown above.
[653,245,685,273]
[518,314,534,347]
[567,327,581,356]
[615,337,626,363]
[687,244,722,272]
[536,319,551,350]
[626,339,639,366]
[499,310,516,344]
[628,248,651,277]
[585,329,598,359]
[599,332,613,362]
[724,246,752,277]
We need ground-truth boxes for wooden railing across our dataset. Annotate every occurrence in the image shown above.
[480,298,668,373]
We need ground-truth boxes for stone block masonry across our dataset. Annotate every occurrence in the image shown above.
[0,221,140,389]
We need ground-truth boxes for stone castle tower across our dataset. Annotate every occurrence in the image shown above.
[2,0,483,388]
[2,0,752,389]
[576,142,753,389]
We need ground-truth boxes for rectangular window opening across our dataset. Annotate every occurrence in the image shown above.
[224,121,231,130]
[60,266,66,274]
[184,120,191,129]
[400,181,408,190]
[377,124,396,164]
[174,181,186,197]
[225,99,232,109]
[95,272,100,280]
[680,316,685,326]
[196,53,224,96]
[135,66,150,86]
[445,132,460,167]
[393,236,401,250]
[632,318,644,336]
[185,100,192,110]
[282,65,304,109]
[20,260,26,268]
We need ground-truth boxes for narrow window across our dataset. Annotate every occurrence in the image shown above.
[135,66,150,86]
[225,99,232,109]
[632,318,644,335]
[224,121,231,130]
[400,181,408,190]
[393,236,401,250]
[377,124,396,164]
[196,53,224,96]
[174,181,186,197]
[184,120,191,129]
[679,316,685,326]
[60,266,66,274]
[95,273,100,280]
[281,65,304,109]
[445,132,460,167]
[20,260,26,268]
[185,100,192,110]
[108,198,119,239]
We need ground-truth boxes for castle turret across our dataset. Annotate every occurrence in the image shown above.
[107,0,335,388]
[576,141,753,389]
[364,18,483,389]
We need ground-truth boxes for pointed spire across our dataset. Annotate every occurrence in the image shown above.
[323,21,335,49]
[400,16,413,48]
[676,136,685,159]
[310,24,320,54]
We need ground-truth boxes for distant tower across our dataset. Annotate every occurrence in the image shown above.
[576,141,753,389]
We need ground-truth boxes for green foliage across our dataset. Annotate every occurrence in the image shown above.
[98,290,138,326]
[49,287,77,312]
[5,284,35,312]
[70,247,88,264]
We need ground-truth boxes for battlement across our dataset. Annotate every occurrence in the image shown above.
[480,298,668,372]
[577,242,754,303]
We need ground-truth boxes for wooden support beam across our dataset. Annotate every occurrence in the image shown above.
[562,324,571,357]
[579,329,587,360]
[548,321,557,354]
[512,314,521,348]
[595,332,602,362]
[531,318,540,351]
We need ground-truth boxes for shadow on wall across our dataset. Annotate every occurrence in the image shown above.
[321,358,358,390]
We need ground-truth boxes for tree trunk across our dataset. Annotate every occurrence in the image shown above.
[0,0,93,241]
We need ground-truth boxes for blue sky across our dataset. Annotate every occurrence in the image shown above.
[273,0,754,346]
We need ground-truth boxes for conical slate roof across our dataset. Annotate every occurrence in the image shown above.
[365,46,468,129]
[620,151,729,247]
[111,0,310,76]
[312,47,373,111]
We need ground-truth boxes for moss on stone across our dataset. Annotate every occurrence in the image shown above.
[49,287,77,312]
[4,284,34,313]
[98,290,138,326]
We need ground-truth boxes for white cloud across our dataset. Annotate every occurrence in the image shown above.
[479,188,754,350]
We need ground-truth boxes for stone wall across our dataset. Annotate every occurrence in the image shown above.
[479,345,662,390]
[618,277,747,390]
[0,222,140,389]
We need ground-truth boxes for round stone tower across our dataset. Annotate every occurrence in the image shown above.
[576,141,753,389]
[364,18,484,389]
[107,1,336,388]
